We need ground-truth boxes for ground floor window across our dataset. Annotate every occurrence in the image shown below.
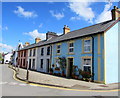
[29,59,31,69]
[32,59,35,70]
[23,59,25,67]
[20,59,22,66]
[82,58,92,73]
[40,59,43,69]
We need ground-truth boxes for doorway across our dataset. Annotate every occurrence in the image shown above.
[46,59,50,73]
[67,58,73,78]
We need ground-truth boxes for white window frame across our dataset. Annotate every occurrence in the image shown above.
[82,58,92,73]
[83,39,92,53]
[68,42,74,53]
[56,44,61,54]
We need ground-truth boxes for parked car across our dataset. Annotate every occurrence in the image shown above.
[5,60,10,64]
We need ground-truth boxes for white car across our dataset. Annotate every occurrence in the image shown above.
[5,60,10,64]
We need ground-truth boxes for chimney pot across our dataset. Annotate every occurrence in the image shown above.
[63,25,70,34]
[111,6,120,20]
[25,42,30,46]
[35,37,41,43]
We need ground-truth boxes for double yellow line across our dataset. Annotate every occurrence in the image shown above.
[12,68,120,92]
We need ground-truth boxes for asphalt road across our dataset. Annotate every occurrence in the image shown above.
[0,64,119,97]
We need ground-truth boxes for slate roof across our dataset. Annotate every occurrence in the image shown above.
[20,19,116,51]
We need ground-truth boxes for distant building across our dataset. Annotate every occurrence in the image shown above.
[4,52,12,64]
[17,42,29,69]
[11,42,24,67]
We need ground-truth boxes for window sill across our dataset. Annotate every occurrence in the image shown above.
[81,52,92,54]
[67,53,75,55]
[56,54,60,56]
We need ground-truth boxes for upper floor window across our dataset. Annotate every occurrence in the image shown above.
[41,48,44,56]
[21,51,23,57]
[24,51,26,57]
[29,49,32,57]
[47,46,50,55]
[33,49,36,56]
[68,42,74,53]
[84,39,92,53]
[56,44,61,54]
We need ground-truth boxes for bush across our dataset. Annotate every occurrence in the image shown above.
[50,68,53,73]
[81,71,92,79]
[79,69,93,81]
[55,67,60,70]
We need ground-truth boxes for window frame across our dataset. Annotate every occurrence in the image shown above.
[41,48,44,56]
[56,44,61,55]
[83,38,92,53]
[40,59,43,69]
[47,46,50,55]
[68,42,74,54]
[82,57,92,73]
[33,48,36,56]
[29,49,32,57]
[32,59,35,70]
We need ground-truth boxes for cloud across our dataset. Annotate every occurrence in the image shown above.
[0,25,8,31]
[0,43,14,52]
[50,10,64,20]
[68,0,96,23]
[0,25,1,30]
[14,6,38,18]
[39,23,43,28]
[24,29,46,40]
[95,2,112,23]
[70,16,80,20]
[4,26,8,30]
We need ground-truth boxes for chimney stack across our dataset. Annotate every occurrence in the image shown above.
[63,25,70,34]
[25,42,30,46]
[111,6,120,20]
[46,31,58,40]
[35,37,41,43]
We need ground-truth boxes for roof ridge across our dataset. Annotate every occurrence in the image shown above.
[69,20,113,34]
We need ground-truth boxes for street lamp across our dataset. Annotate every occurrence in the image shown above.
[26,61,29,83]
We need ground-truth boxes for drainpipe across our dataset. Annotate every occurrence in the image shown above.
[91,36,94,81]
[50,44,52,72]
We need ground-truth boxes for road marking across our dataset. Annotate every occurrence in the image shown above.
[19,83,27,86]
[0,82,8,85]
[11,68,120,92]
[29,84,38,87]
[8,82,18,85]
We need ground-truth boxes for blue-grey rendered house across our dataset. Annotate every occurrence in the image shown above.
[50,6,119,84]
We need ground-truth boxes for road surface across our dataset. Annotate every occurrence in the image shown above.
[0,64,119,97]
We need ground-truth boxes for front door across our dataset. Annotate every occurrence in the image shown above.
[46,59,50,73]
[67,58,73,78]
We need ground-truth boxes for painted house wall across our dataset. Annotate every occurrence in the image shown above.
[36,45,51,73]
[51,34,104,82]
[18,50,28,68]
[28,48,37,70]
[105,22,119,84]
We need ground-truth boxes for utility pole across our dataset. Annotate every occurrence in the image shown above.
[26,61,29,83]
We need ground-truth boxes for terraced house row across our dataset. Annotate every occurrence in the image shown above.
[17,6,120,84]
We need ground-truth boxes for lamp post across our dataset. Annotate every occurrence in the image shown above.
[26,61,29,83]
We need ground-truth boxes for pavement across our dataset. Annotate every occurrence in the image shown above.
[1,64,120,96]
[9,65,120,91]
